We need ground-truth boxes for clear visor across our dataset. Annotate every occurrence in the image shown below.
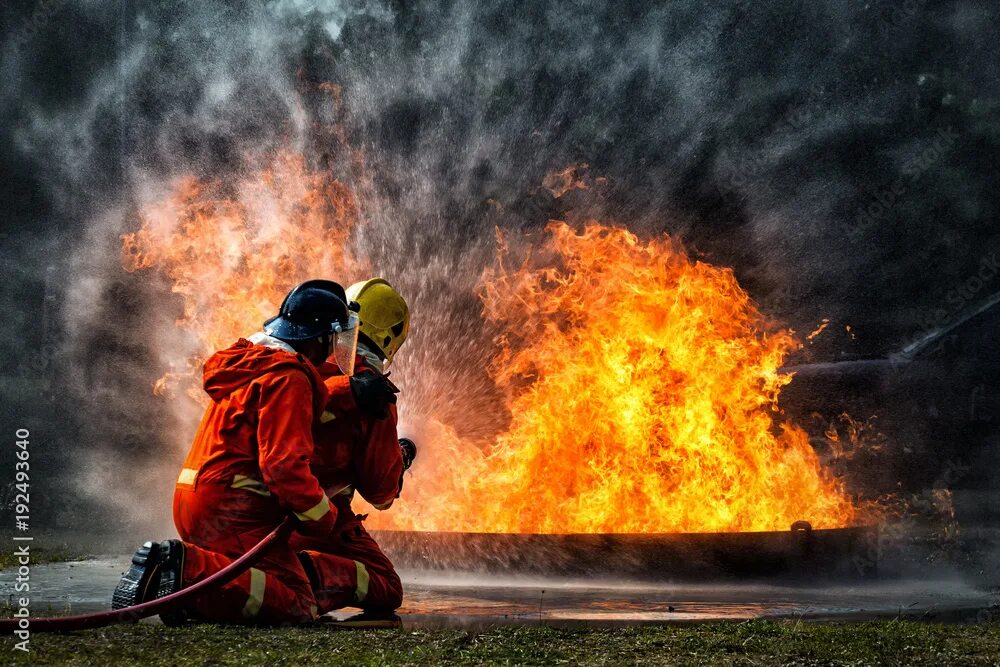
[331,313,360,376]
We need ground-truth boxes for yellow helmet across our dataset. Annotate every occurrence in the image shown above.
[346,278,410,365]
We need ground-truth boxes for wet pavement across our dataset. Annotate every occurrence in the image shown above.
[387,572,995,627]
[2,558,995,627]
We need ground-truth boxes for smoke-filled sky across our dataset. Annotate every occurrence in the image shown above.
[1,0,998,536]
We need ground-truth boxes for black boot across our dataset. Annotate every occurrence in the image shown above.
[111,541,163,610]
[112,539,190,625]
[154,539,191,626]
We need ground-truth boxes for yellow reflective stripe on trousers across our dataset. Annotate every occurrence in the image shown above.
[320,410,336,423]
[294,495,331,522]
[242,567,266,618]
[176,468,198,486]
[354,561,369,603]
[231,475,272,497]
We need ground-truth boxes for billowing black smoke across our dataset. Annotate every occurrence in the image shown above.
[1,0,997,537]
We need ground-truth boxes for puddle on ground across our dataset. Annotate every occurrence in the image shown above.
[1,559,993,624]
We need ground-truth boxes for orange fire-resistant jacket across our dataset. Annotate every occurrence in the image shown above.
[311,359,403,511]
[176,337,336,531]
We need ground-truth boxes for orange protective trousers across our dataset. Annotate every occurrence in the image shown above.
[290,496,403,614]
[173,484,318,623]
[173,487,402,622]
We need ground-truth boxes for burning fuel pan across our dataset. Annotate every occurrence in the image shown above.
[372,522,877,581]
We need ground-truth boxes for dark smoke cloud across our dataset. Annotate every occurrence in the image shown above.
[1,0,997,536]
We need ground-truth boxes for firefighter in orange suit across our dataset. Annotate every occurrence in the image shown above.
[290,278,413,620]
[112,279,361,625]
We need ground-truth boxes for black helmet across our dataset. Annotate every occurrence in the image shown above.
[263,280,351,342]
[281,279,348,306]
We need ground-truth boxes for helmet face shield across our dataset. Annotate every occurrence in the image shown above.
[331,313,360,376]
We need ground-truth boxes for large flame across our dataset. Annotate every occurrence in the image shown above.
[123,158,856,534]
[370,222,855,532]
[122,152,364,395]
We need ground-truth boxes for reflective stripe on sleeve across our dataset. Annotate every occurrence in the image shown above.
[354,561,369,603]
[176,468,198,486]
[294,495,332,522]
[231,475,272,497]
[241,567,266,618]
[320,410,336,423]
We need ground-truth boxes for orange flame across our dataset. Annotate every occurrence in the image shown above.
[369,221,856,532]
[807,318,831,342]
[124,159,856,533]
[122,151,363,395]
[542,163,591,198]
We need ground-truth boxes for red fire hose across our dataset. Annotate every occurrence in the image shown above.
[0,518,294,634]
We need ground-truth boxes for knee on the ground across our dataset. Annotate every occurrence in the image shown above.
[367,569,403,611]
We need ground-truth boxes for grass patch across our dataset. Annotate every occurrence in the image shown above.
[8,620,1000,666]
[0,548,90,570]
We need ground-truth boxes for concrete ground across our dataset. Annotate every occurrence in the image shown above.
[3,557,996,627]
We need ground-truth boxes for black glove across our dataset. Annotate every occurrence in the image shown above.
[399,438,417,470]
[349,371,398,419]
[397,438,417,497]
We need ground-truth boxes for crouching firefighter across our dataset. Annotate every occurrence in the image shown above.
[292,278,415,625]
[112,280,361,624]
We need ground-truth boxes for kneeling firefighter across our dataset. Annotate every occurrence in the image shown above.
[292,278,415,622]
[112,280,361,624]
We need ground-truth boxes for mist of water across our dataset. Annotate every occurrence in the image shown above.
[1,1,997,539]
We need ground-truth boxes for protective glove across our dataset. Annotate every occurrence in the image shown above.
[399,438,417,470]
[349,371,398,419]
[397,438,417,497]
